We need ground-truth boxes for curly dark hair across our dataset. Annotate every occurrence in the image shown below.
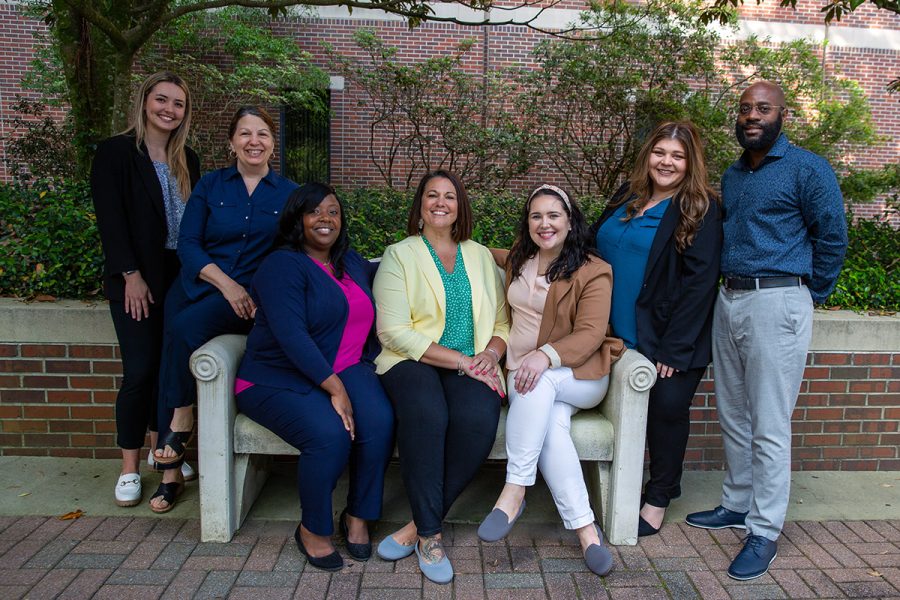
[273,182,350,278]
[507,185,596,283]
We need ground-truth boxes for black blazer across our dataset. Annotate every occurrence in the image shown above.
[591,186,723,371]
[90,134,201,302]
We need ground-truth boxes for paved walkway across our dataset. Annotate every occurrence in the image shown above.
[2,514,899,599]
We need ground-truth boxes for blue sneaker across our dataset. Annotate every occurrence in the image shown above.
[685,506,748,530]
[728,535,777,580]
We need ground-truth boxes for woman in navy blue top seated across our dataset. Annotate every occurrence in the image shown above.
[593,121,722,537]
[150,106,299,513]
[235,183,394,571]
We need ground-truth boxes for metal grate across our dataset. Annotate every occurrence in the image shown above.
[280,90,330,184]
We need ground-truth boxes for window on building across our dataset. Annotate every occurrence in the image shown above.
[280,90,330,184]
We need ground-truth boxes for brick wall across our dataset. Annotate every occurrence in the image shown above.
[685,353,900,472]
[0,303,898,471]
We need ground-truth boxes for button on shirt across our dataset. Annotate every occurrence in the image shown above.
[177,165,299,300]
[720,133,847,303]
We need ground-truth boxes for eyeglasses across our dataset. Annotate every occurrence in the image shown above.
[738,103,784,116]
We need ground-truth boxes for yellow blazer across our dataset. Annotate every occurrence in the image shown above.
[373,235,510,376]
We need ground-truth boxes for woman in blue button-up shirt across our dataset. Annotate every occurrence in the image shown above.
[150,106,298,513]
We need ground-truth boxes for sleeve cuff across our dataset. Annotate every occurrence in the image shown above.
[539,343,561,368]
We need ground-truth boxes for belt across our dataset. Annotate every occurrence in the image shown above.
[724,276,803,291]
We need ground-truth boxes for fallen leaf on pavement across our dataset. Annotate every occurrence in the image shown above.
[868,569,882,577]
[58,509,85,521]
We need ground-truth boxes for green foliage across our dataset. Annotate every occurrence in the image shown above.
[0,179,102,299]
[3,98,79,182]
[840,164,900,204]
[0,178,896,313]
[520,0,884,198]
[138,7,330,167]
[823,199,900,312]
[326,30,534,191]
[699,0,899,26]
[341,186,606,255]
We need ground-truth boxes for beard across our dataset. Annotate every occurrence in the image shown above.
[735,113,782,151]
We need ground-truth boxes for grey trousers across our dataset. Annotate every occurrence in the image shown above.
[712,285,813,541]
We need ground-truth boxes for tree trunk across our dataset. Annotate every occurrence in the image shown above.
[50,0,137,176]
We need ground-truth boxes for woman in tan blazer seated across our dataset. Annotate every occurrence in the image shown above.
[477,184,623,577]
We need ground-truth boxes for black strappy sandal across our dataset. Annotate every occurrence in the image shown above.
[149,481,184,514]
[153,429,193,465]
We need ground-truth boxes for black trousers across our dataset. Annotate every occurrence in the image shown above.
[643,365,707,508]
[108,250,179,450]
[380,360,500,536]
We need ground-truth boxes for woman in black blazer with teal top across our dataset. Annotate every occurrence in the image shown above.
[592,121,723,536]
[91,72,201,508]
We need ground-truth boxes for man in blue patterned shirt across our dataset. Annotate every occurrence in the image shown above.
[686,81,847,580]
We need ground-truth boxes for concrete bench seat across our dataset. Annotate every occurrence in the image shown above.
[192,334,656,545]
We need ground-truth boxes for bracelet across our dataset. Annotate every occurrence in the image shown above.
[457,355,467,377]
[486,347,501,362]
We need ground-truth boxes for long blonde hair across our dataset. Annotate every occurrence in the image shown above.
[126,72,193,201]
[613,121,718,253]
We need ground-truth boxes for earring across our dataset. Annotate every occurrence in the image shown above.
[418,218,424,231]
[227,146,236,160]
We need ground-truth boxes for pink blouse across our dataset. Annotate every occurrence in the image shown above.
[506,255,550,370]
[311,257,375,374]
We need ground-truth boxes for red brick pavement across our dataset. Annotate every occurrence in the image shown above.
[0,516,898,599]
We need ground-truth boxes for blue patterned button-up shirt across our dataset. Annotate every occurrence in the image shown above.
[720,133,847,303]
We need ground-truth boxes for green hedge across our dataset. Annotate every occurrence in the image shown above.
[0,179,103,299]
[1,181,897,312]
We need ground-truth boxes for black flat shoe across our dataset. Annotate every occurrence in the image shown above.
[294,525,343,571]
[339,508,372,561]
[638,515,660,537]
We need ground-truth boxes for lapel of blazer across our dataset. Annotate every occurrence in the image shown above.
[537,274,575,344]
[133,141,166,222]
[643,198,680,284]
[459,241,484,319]
[410,237,446,314]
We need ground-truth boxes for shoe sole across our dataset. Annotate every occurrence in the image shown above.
[115,497,141,507]
[726,552,778,581]
[685,521,747,531]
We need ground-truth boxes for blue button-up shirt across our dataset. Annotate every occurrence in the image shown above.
[177,165,299,300]
[720,133,847,303]
[596,199,669,349]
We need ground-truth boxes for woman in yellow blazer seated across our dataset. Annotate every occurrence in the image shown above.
[373,170,509,585]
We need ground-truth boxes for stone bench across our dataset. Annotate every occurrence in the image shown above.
[192,334,656,545]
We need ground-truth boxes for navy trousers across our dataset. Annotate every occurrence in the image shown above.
[109,249,180,449]
[380,360,501,537]
[156,280,252,455]
[236,362,394,535]
[642,365,707,508]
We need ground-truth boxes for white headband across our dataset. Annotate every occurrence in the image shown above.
[529,184,572,212]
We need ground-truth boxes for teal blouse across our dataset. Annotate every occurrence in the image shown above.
[422,237,475,356]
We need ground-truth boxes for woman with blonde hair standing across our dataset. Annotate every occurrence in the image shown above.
[91,71,201,507]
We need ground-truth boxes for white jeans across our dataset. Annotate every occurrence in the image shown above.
[505,367,609,529]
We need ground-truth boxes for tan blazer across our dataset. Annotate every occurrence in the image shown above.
[506,254,624,380]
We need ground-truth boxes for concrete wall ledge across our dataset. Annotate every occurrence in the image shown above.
[1,297,897,352]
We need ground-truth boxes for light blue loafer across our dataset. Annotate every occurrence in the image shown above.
[376,534,416,561]
[415,540,453,585]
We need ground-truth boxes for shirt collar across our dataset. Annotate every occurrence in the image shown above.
[737,132,790,170]
[223,164,279,186]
